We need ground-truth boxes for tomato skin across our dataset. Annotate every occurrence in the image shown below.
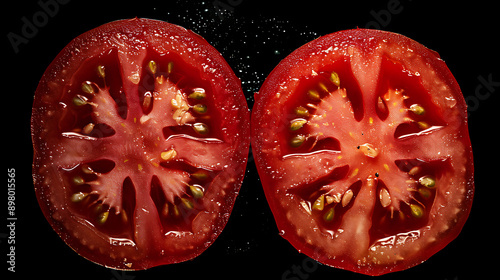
[32,18,250,270]
[251,29,473,275]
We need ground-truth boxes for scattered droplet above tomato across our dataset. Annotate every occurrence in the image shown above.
[31,18,250,270]
[251,29,474,275]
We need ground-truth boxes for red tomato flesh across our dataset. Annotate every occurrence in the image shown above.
[31,18,250,270]
[251,29,474,275]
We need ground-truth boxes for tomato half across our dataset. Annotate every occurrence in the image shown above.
[251,29,474,275]
[31,18,250,270]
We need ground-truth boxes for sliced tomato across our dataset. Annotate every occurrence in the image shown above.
[251,29,474,275]
[31,18,250,270]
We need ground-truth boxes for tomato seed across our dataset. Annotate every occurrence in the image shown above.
[409,104,425,115]
[330,71,340,87]
[377,96,388,114]
[97,211,109,225]
[73,95,88,106]
[162,203,169,217]
[379,188,391,208]
[148,60,157,75]
[342,190,354,207]
[417,121,430,129]
[167,61,174,74]
[294,106,310,117]
[323,208,335,222]
[172,205,181,217]
[97,65,106,78]
[325,195,335,205]
[290,135,306,147]
[193,123,209,135]
[81,81,95,94]
[419,176,436,188]
[290,119,307,131]
[161,149,177,161]
[191,170,209,181]
[121,209,129,223]
[408,166,421,176]
[71,192,88,203]
[181,198,194,210]
[193,104,208,114]
[307,89,320,101]
[418,188,432,199]
[312,195,325,211]
[188,88,206,100]
[189,185,204,199]
[72,176,85,185]
[82,123,95,135]
[410,204,424,218]
[142,92,152,111]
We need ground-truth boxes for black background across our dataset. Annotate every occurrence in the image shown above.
[3,0,499,279]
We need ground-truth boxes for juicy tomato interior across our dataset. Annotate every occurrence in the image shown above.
[32,18,249,270]
[251,29,474,275]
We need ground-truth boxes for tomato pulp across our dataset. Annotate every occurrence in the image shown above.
[31,18,250,270]
[251,29,474,275]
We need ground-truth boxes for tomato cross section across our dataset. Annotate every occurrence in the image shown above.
[251,29,474,275]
